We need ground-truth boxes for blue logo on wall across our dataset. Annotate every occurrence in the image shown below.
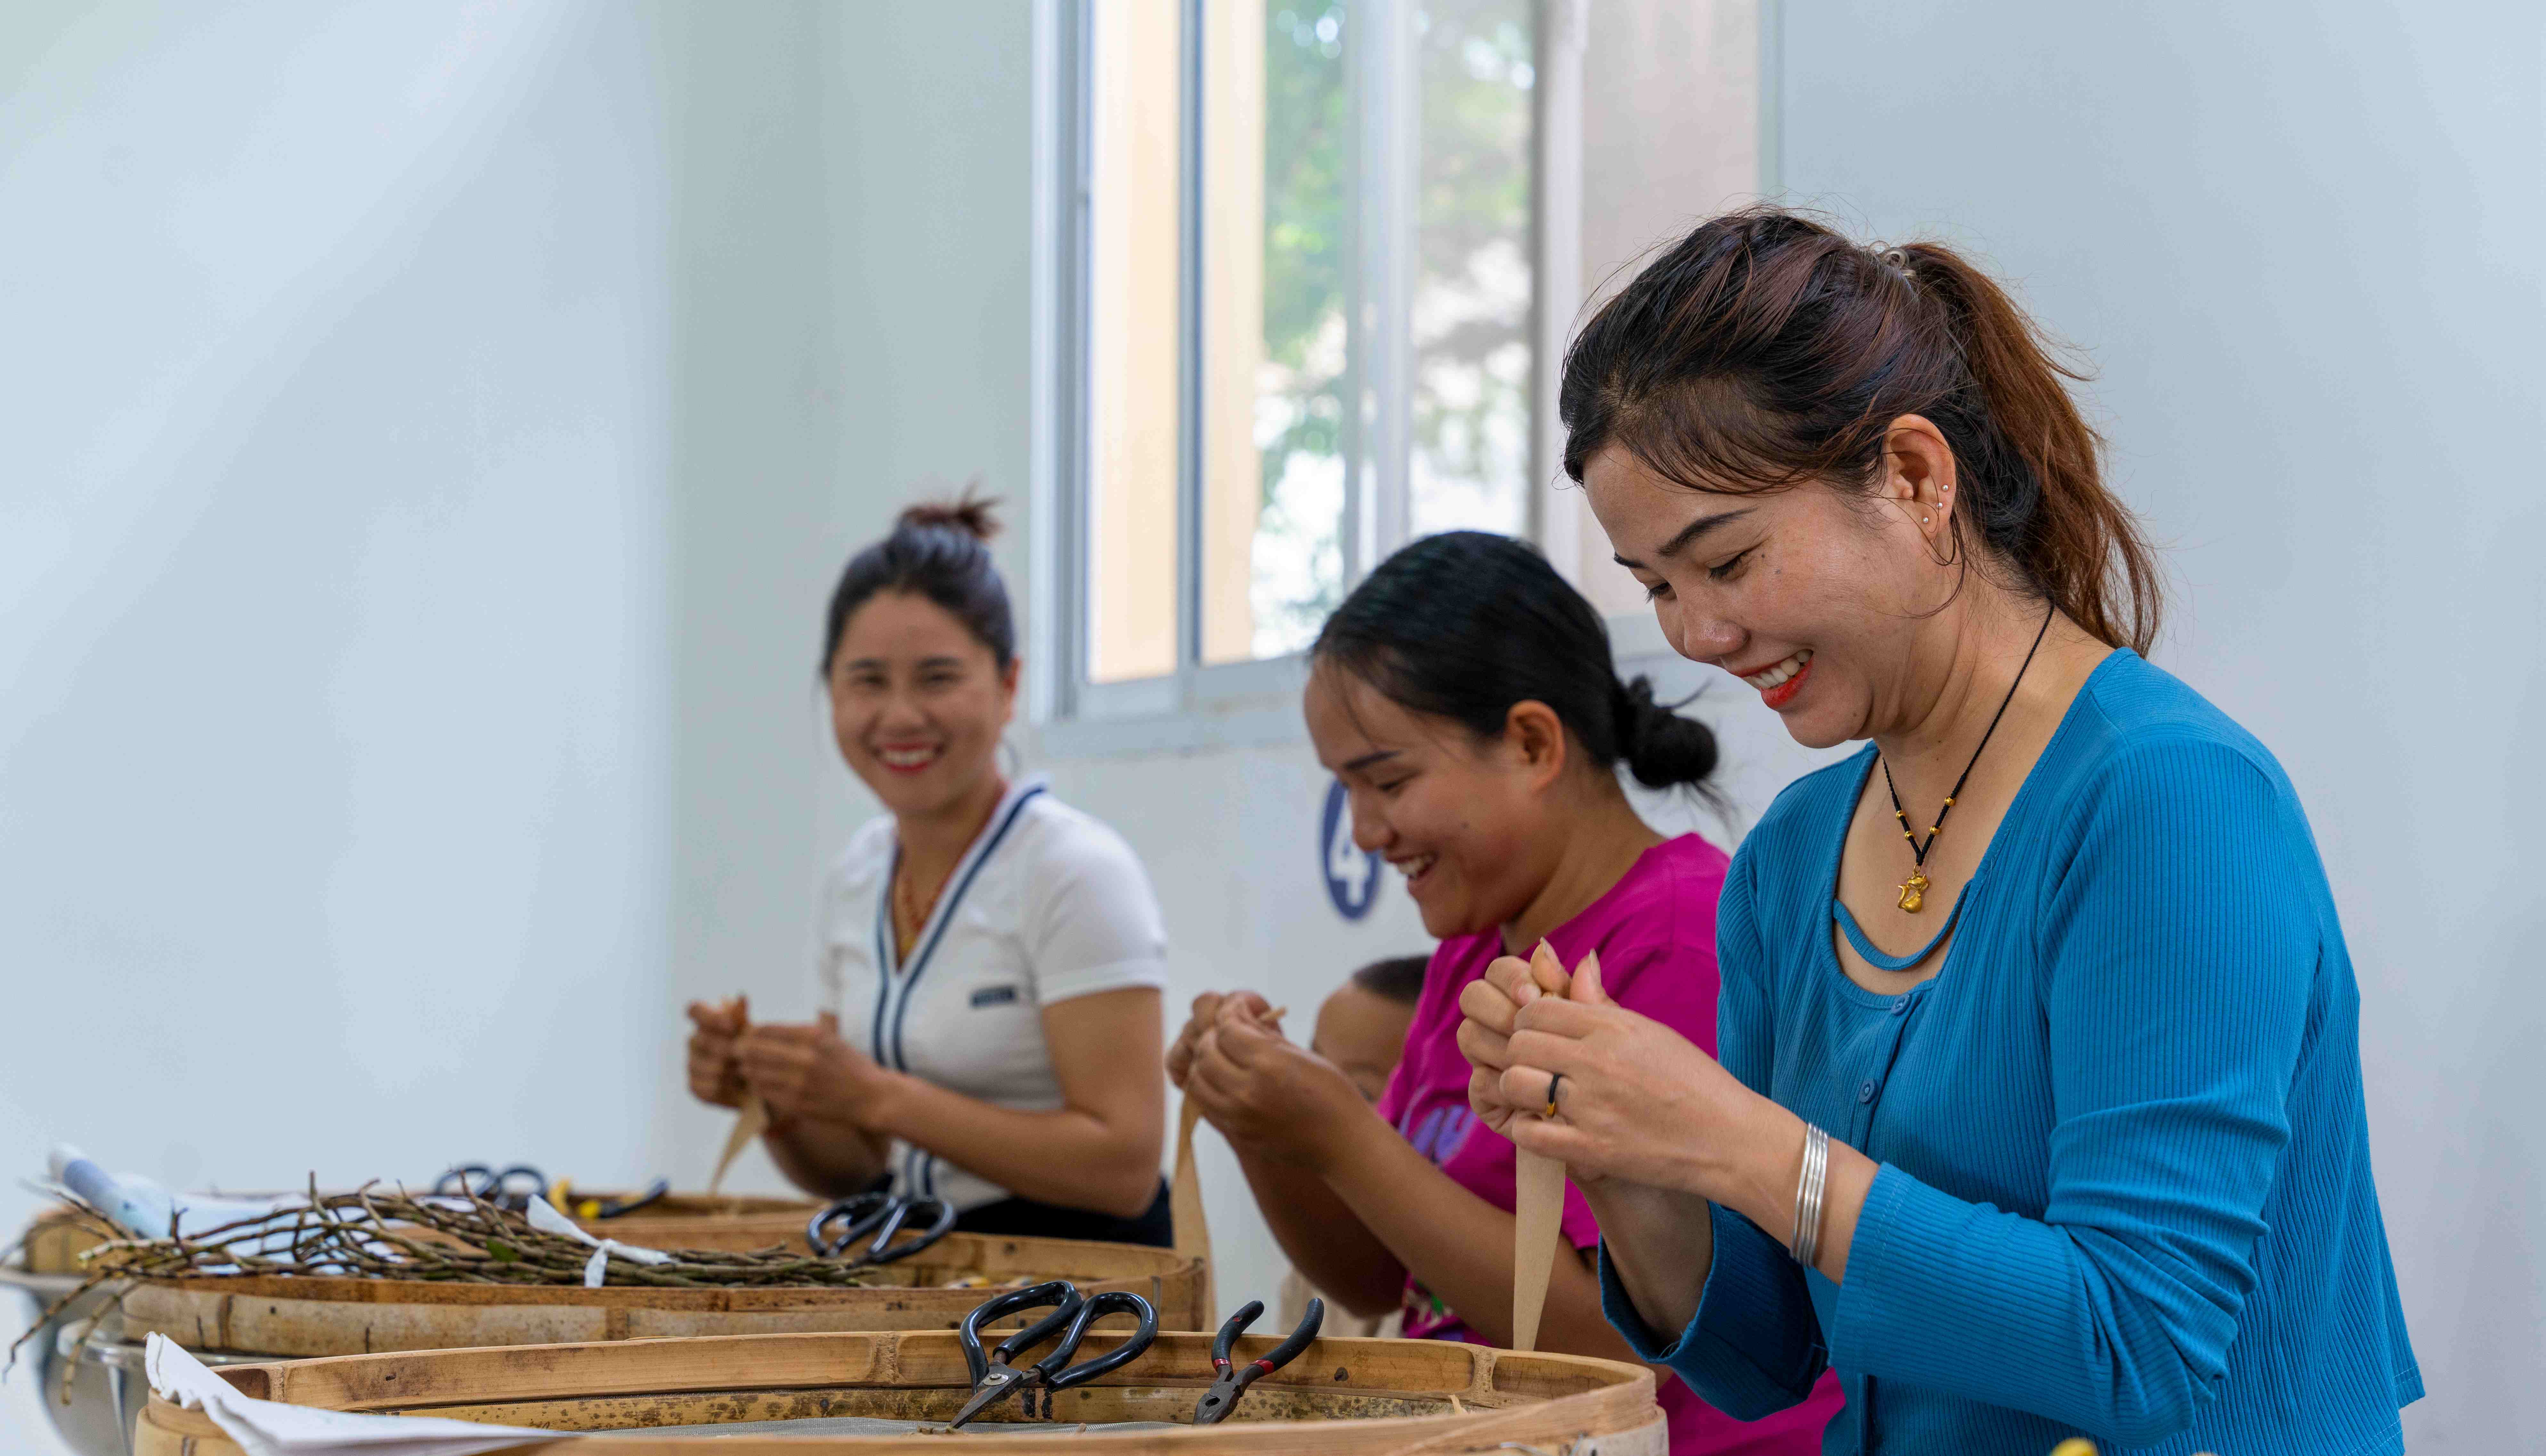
[1320,780,1379,921]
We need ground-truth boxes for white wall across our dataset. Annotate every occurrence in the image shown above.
[1772,3,2546,1445]
[636,0,1050,1198]
[6,3,2534,1452]
[0,3,676,1448]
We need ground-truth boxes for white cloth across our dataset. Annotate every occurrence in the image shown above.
[523,1194,672,1287]
[145,1334,555,1456]
[816,778,1168,1212]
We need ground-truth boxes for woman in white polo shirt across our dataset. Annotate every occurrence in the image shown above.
[685,498,1173,1244]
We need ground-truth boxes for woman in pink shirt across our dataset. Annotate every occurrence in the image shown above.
[1170,532,1841,1454]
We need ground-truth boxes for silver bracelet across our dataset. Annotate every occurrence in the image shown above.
[1789,1124,1829,1268]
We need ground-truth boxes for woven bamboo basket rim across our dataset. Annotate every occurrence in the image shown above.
[113,1234,1209,1360]
[136,1327,1663,1455]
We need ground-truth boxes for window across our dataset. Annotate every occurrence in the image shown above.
[1047,0,1764,725]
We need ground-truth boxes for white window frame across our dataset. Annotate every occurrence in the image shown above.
[1031,0,1590,756]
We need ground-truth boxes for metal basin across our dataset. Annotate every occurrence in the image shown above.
[77,1332,264,1456]
[3,1264,260,1456]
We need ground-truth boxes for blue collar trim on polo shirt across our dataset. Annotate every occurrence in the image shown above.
[866,779,1051,1079]
[891,782,1046,1072]
[868,780,1047,1201]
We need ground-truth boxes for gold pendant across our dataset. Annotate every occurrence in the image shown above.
[1897,871,1930,913]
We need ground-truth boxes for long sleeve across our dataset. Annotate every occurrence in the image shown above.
[1598,847,1831,1418]
[1827,737,2314,1445]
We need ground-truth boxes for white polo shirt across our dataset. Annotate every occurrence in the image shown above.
[814,777,1169,1212]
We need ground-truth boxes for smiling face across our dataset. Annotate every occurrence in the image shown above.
[1303,662,1569,940]
[1585,425,1960,750]
[825,590,1018,819]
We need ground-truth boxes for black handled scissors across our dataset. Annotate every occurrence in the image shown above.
[580,1178,670,1220]
[950,1280,1160,1427]
[1191,1297,1324,1425]
[807,1190,958,1265]
[433,1164,547,1211]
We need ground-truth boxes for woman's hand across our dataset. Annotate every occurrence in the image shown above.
[736,1012,897,1132]
[685,996,751,1109]
[1454,942,1573,1139]
[1182,997,1367,1170]
[1167,990,1272,1089]
[1479,953,1796,1209]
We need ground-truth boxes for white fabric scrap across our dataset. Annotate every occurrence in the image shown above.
[144,1333,557,1456]
[523,1193,673,1287]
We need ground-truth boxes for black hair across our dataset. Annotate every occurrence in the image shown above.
[821,495,1015,674]
[1349,955,1431,1007]
[1311,531,1718,792]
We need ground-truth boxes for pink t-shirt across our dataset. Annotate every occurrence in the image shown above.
[1374,834,1843,1456]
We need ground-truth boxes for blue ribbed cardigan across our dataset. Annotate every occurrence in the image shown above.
[1601,651,2421,1455]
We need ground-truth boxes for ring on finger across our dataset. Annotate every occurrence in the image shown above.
[1543,1072,1564,1120]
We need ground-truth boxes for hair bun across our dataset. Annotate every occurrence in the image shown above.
[1610,674,1720,791]
[898,492,1001,543]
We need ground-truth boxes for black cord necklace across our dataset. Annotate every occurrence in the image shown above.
[1880,606,2055,912]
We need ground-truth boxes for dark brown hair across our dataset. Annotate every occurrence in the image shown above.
[1560,206,2161,653]
[821,494,1014,673]
[1349,955,1431,1007]
[1313,531,1718,793]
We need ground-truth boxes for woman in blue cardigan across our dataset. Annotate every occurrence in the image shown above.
[1457,208,2419,1455]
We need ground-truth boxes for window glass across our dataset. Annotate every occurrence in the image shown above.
[1408,0,1534,539]
[1201,2,1350,665]
[1086,0,1185,683]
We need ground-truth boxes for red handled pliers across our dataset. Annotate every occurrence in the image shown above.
[1190,1297,1324,1425]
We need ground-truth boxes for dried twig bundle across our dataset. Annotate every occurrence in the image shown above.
[85,1181,878,1289]
[9,1180,877,1364]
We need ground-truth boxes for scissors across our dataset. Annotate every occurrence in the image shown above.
[552,1177,672,1220]
[433,1164,548,1211]
[1191,1297,1325,1425]
[435,1167,670,1220]
[806,1190,959,1265]
[949,1281,1159,1427]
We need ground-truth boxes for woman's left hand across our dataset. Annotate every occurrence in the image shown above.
[736,1012,897,1131]
[1474,954,1796,1208]
[1182,999,1368,1170]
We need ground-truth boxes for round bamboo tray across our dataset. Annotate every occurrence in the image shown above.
[18,1208,113,1274]
[562,1190,820,1252]
[113,1230,1206,1357]
[134,1328,1666,1454]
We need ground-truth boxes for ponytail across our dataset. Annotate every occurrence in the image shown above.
[1313,532,1720,794]
[1898,244,2161,652]
[1561,206,2162,653]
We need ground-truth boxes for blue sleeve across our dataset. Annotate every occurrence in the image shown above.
[1595,846,1830,1418]
[1828,738,2313,1446]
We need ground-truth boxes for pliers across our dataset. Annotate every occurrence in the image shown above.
[1191,1297,1325,1425]
[950,1280,1160,1428]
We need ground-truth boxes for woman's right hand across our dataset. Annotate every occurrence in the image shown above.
[1454,944,1573,1138]
[1166,989,1275,1089]
[685,995,751,1108]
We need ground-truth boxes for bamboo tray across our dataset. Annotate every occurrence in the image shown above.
[135,1328,1666,1454]
[18,1208,113,1274]
[114,1231,1206,1356]
[563,1190,819,1253]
